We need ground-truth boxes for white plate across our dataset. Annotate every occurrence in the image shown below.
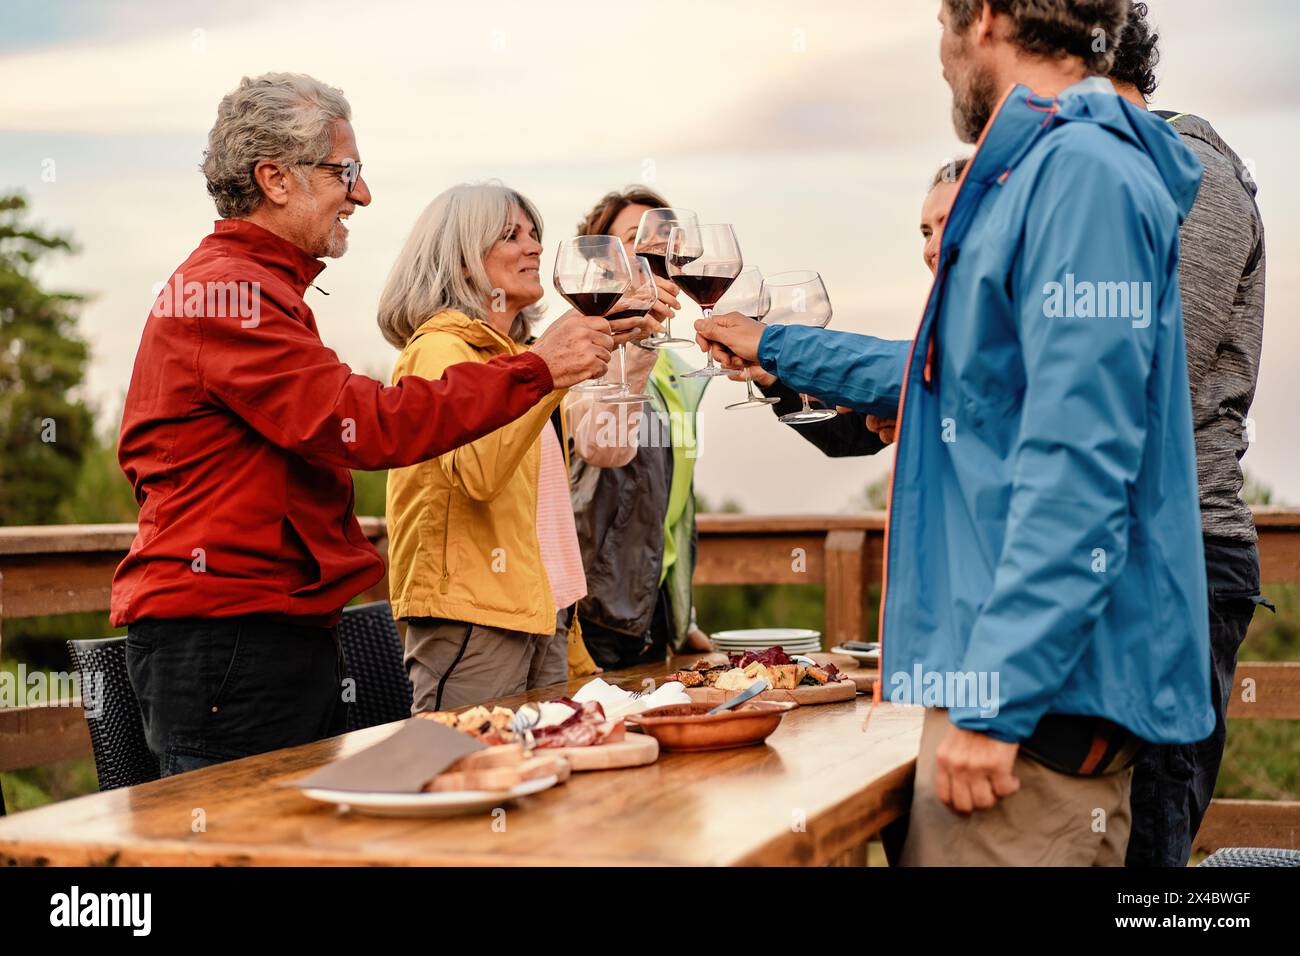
[714,638,821,647]
[712,628,822,644]
[299,774,559,818]
[712,634,821,642]
[830,644,880,663]
[713,642,821,648]
[716,645,821,655]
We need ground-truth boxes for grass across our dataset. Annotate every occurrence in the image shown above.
[1218,582,1299,800]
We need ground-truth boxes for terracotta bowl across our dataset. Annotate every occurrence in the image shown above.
[624,700,796,752]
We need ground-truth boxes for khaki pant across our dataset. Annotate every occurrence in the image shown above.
[900,707,1132,866]
[404,610,570,713]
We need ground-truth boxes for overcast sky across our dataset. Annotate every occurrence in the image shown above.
[3,0,1297,515]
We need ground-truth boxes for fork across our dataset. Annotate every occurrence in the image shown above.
[510,705,541,743]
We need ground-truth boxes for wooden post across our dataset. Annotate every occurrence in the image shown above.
[824,529,868,651]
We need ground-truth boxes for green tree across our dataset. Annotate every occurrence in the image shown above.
[1241,469,1275,507]
[0,195,93,524]
[849,471,892,511]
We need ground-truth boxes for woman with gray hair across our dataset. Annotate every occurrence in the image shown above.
[381,182,663,710]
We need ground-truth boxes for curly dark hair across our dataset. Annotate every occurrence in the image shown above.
[943,0,1128,75]
[1110,2,1160,100]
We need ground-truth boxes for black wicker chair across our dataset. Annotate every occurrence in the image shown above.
[338,601,412,731]
[1199,847,1300,867]
[65,637,161,792]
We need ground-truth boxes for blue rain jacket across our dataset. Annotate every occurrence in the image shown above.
[758,78,1211,744]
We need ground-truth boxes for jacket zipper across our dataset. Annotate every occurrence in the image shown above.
[875,83,1018,701]
[439,490,452,594]
[922,245,960,392]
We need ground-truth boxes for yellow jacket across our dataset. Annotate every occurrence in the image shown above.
[386,310,568,635]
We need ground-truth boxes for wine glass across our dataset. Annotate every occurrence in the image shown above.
[634,208,698,349]
[762,270,836,424]
[667,223,743,379]
[553,235,631,392]
[718,267,779,410]
[599,255,656,405]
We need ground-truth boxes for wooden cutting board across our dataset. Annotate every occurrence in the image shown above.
[842,669,878,694]
[675,651,868,699]
[686,647,857,671]
[541,733,659,771]
[800,653,875,694]
[808,652,859,670]
[685,679,857,707]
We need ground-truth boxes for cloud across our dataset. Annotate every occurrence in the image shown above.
[3,0,1300,512]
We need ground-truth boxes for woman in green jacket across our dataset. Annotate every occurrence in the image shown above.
[568,186,715,670]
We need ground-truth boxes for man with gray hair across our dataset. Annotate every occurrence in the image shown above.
[112,73,613,775]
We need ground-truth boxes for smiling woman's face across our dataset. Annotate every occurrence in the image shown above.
[608,202,653,259]
[482,204,543,324]
[920,179,959,276]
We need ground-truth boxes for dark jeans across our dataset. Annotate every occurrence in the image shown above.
[126,615,347,776]
[1126,537,1269,867]
[580,586,673,671]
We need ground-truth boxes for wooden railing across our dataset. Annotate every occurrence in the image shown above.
[2,511,1298,853]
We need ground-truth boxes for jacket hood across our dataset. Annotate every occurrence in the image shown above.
[1166,112,1259,200]
[409,309,517,352]
[1055,76,1204,221]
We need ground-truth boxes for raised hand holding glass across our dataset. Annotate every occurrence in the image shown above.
[553,235,631,392]
[762,271,836,424]
[667,223,743,379]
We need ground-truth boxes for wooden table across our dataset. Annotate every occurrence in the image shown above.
[0,658,922,866]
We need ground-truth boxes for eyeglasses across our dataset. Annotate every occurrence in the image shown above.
[299,159,362,193]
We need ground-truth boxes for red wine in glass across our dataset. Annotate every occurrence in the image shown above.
[640,252,668,281]
[600,255,656,405]
[552,234,632,392]
[666,223,743,379]
[634,208,698,347]
[606,306,651,322]
[671,271,735,310]
[560,290,621,317]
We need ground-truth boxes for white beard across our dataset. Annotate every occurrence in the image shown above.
[322,229,348,259]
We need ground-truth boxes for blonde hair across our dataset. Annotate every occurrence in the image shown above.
[377,182,545,349]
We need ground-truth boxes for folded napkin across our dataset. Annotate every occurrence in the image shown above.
[572,677,692,722]
[288,720,485,793]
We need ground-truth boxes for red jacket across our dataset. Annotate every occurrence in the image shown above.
[110,219,553,626]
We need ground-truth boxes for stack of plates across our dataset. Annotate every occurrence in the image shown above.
[710,628,823,657]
